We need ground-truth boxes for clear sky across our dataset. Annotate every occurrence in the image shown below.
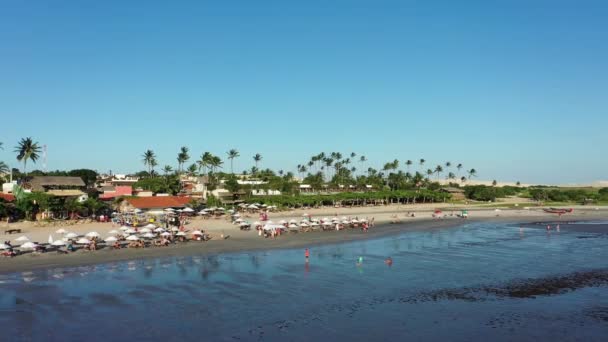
[1,0,606,184]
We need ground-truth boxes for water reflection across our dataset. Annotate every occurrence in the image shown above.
[0,221,607,341]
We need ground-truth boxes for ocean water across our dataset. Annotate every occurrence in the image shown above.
[1,221,608,341]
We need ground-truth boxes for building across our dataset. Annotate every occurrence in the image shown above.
[119,196,192,212]
[99,185,133,200]
[27,176,88,202]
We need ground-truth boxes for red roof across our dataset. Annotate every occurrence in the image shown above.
[0,193,15,202]
[125,196,192,209]
[100,186,133,200]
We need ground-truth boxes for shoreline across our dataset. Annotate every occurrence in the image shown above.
[2,208,606,274]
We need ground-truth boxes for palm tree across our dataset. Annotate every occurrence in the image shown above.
[14,137,41,177]
[0,161,8,174]
[187,163,197,176]
[405,160,413,172]
[253,153,262,169]
[419,159,426,172]
[163,165,173,175]
[150,159,158,176]
[516,181,521,186]
[0,142,3,150]
[447,172,456,181]
[434,165,443,180]
[467,168,477,179]
[141,150,156,175]
[492,179,497,186]
[227,149,240,174]
[210,156,223,173]
[426,169,433,181]
[445,161,451,170]
[177,147,190,173]
[359,155,367,176]
[200,152,213,175]
[460,176,467,184]
[457,163,463,175]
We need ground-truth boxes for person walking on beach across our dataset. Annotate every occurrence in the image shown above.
[305,248,310,262]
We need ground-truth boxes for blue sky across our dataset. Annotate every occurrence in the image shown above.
[1,0,606,184]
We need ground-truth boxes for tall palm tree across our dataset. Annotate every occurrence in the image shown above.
[197,153,207,175]
[177,146,190,173]
[447,172,456,181]
[0,142,3,150]
[141,150,156,175]
[426,169,433,181]
[150,159,158,177]
[359,155,367,176]
[163,165,173,175]
[445,161,451,170]
[211,156,223,173]
[0,161,8,174]
[419,159,426,173]
[457,163,463,175]
[405,160,413,172]
[467,168,477,179]
[227,149,240,174]
[460,176,467,184]
[434,165,443,180]
[14,137,41,177]
[253,153,262,170]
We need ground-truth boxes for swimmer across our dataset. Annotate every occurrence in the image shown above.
[385,257,393,267]
[305,248,310,262]
[356,256,363,266]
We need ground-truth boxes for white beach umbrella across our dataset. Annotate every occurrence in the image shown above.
[288,223,299,229]
[0,243,11,249]
[154,227,165,233]
[52,240,66,246]
[322,217,329,222]
[182,207,194,213]
[48,235,54,244]
[351,219,359,223]
[218,207,225,211]
[248,204,258,209]
[164,208,175,212]
[300,222,309,227]
[119,226,130,231]
[302,213,309,217]
[234,218,244,223]
[342,220,350,224]
[253,221,261,226]
[232,213,241,218]
[311,222,320,226]
[240,222,250,227]
[126,235,139,241]
[191,230,203,235]
[55,228,67,234]
[171,227,179,232]
[140,228,151,233]
[104,236,118,242]
[160,232,171,237]
[65,232,78,239]
[108,229,119,234]
[175,232,186,236]
[279,219,287,224]
[144,223,156,228]
[360,218,368,222]
[142,233,155,239]
[228,209,235,213]
[76,238,91,244]
[341,216,348,221]
[15,236,30,242]
[125,228,137,234]
[289,219,297,223]
[266,220,274,225]
[85,232,100,238]
[20,242,38,249]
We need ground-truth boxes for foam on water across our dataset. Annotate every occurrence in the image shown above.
[1,221,608,341]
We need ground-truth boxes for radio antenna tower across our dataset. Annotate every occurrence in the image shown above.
[43,145,48,173]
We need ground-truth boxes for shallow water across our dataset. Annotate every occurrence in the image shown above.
[1,221,608,341]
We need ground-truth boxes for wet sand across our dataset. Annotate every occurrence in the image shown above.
[1,206,606,274]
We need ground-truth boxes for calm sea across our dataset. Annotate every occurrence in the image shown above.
[1,221,607,341]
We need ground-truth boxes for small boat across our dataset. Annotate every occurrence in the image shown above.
[543,208,573,214]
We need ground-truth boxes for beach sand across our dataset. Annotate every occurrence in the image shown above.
[1,204,606,274]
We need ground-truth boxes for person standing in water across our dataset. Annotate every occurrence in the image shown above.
[305,248,310,262]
